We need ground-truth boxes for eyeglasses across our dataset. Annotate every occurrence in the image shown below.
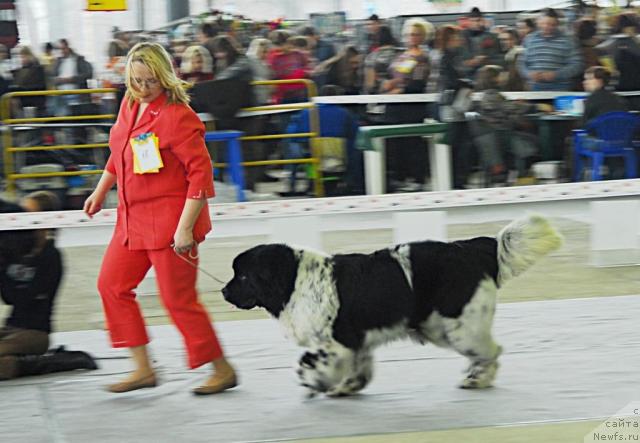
[133,78,160,88]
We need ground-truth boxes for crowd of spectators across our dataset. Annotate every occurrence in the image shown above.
[2,6,640,194]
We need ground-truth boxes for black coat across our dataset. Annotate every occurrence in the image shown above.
[583,88,627,126]
[1,239,62,333]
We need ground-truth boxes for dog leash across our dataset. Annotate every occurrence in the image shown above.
[172,244,227,286]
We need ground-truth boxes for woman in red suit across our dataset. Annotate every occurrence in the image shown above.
[84,42,237,395]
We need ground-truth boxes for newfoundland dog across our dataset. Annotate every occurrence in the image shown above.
[222,214,562,397]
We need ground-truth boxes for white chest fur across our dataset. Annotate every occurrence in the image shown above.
[278,249,340,347]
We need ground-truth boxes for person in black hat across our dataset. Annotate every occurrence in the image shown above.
[462,7,502,77]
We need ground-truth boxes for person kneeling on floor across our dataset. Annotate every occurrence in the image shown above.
[0,192,97,380]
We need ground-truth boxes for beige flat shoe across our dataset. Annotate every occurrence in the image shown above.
[106,373,157,393]
[192,373,238,396]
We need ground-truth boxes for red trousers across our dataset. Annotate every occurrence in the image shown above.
[98,239,223,369]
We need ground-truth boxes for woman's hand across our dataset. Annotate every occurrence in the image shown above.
[173,228,194,254]
[83,170,116,218]
[83,192,105,218]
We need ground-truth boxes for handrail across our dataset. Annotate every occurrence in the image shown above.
[207,78,324,197]
[1,80,325,198]
[1,88,117,193]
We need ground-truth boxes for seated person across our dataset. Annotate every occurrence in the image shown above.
[470,65,549,184]
[0,191,96,380]
[582,66,627,126]
[577,66,630,179]
[0,191,62,358]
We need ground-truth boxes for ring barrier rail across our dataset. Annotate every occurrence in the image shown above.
[2,179,638,231]
[1,80,325,197]
[312,90,640,105]
[5,84,639,198]
[209,79,324,197]
[1,88,117,193]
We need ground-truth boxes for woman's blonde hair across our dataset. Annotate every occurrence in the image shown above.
[180,45,213,75]
[18,45,37,64]
[402,18,434,44]
[125,42,190,106]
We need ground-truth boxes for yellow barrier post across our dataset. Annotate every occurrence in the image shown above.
[1,88,116,193]
[2,81,326,198]
[229,79,324,197]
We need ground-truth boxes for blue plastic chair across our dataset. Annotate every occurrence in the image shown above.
[204,130,245,201]
[573,112,640,181]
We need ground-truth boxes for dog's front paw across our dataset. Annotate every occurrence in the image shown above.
[296,351,335,394]
[459,360,499,389]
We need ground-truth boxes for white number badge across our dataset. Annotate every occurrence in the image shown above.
[131,132,163,174]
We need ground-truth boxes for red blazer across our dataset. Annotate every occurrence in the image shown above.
[105,93,214,250]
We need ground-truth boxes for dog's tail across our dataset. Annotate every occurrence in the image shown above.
[497,214,563,285]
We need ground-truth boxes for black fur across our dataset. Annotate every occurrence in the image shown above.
[0,199,36,266]
[223,244,299,316]
[222,215,559,396]
[224,239,498,351]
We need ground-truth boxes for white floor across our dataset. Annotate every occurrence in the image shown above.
[3,295,640,443]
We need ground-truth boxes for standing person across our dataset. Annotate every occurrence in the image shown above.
[267,32,310,104]
[179,45,214,84]
[52,39,93,91]
[596,13,640,110]
[83,42,237,395]
[105,31,130,114]
[498,28,525,91]
[51,39,94,119]
[381,18,432,191]
[365,14,383,53]
[246,38,272,105]
[572,18,600,90]
[12,46,47,115]
[363,25,398,94]
[518,8,583,91]
[211,35,254,83]
[437,25,475,189]
[299,25,336,64]
[39,42,56,89]
[517,18,536,42]
[197,22,220,65]
[461,7,502,78]
[314,45,362,95]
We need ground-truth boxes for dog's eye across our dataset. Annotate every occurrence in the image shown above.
[239,275,247,281]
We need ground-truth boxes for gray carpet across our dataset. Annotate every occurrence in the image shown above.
[2,295,640,443]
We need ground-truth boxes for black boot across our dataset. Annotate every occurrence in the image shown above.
[0,356,19,380]
[15,350,98,377]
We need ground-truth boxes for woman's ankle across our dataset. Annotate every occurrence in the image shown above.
[212,357,234,374]
[129,367,155,379]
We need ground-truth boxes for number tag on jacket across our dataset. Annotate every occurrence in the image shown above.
[394,58,417,74]
[131,132,163,174]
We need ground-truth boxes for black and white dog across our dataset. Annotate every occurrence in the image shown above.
[222,215,562,397]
